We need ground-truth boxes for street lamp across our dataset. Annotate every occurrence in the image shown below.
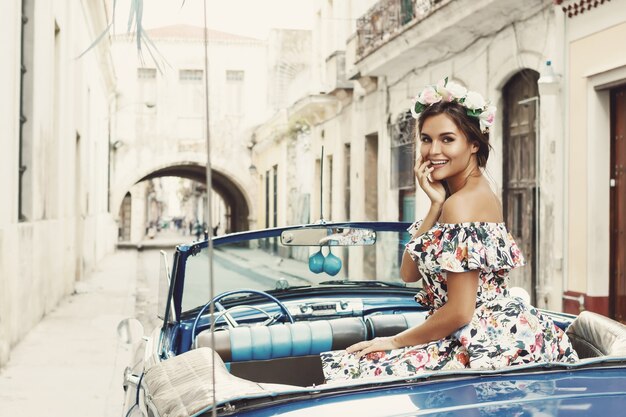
[248,164,258,176]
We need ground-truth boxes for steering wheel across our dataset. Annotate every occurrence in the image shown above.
[190,289,295,349]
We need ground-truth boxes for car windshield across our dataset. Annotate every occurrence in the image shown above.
[181,226,417,314]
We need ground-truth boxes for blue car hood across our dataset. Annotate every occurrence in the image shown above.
[228,365,626,417]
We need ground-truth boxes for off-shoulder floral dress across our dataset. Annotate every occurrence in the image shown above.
[321,221,578,382]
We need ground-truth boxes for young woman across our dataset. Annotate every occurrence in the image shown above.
[321,79,578,381]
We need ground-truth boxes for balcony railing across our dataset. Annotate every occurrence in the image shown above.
[356,0,449,60]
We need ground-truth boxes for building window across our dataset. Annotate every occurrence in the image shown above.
[272,165,278,253]
[225,70,244,115]
[262,170,271,251]
[326,155,333,221]
[19,0,36,221]
[344,144,351,219]
[226,70,244,82]
[272,165,278,227]
[265,171,270,228]
[179,69,203,82]
[178,69,203,136]
[137,67,157,111]
[390,111,416,190]
[137,68,156,79]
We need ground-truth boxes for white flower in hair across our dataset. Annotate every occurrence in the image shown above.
[436,79,467,101]
[479,105,497,132]
[446,81,468,99]
[410,77,495,133]
[463,91,486,110]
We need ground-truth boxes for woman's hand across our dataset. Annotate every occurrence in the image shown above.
[415,155,446,205]
[345,337,402,358]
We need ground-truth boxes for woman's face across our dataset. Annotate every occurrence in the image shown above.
[419,113,478,182]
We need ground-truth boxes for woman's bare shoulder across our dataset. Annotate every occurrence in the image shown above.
[440,185,502,224]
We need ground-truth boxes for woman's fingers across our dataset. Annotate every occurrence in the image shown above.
[345,340,370,354]
[426,167,434,182]
[346,338,387,357]
[356,346,375,358]
[415,159,431,180]
[417,164,433,189]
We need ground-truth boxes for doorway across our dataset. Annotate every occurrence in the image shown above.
[119,192,132,241]
[502,70,539,303]
[610,86,626,322]
[364,133,378,279]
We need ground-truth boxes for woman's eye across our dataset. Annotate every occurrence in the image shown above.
[442,137,454,143]
[421,137,431,143]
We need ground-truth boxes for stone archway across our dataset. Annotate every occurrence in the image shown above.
[137,163,250,233]
[112,158,254,239]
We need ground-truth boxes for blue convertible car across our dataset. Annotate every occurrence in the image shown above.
[120,222,626,417]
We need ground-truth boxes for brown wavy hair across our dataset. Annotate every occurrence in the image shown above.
[416,101,492,168]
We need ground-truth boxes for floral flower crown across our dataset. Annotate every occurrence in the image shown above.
[411,77,496,134]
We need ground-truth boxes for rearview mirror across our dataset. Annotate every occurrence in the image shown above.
[280,227,376,246]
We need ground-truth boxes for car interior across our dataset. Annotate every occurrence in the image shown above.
[191,309,626,387]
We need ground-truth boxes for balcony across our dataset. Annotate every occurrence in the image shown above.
[324,51,353,96]
[356,0,449,61]
[352,0,546,78]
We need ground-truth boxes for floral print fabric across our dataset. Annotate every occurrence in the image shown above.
[321,221,578,382]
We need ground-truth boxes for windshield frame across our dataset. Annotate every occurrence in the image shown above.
[168,221,413,323]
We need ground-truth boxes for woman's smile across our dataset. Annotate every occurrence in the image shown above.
[429,159,449,169]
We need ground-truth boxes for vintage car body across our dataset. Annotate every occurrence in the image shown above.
[120,222,626,417]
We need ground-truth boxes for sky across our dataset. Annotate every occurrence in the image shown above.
[113,0,316,39]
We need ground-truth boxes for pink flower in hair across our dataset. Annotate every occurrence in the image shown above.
[417,86,442,106]
[479,105,497,132]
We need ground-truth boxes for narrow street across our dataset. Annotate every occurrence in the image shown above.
[0,231,186,417]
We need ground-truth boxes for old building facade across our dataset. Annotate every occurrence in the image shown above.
[110,25,268,242]
[251,0,607,314]
[0,0,117,366]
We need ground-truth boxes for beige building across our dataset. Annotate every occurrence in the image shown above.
[559,0,626,319]
[0,0,117,366]
[252,0,586,312]
[111,25,267,241]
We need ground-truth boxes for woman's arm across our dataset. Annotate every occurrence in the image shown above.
[347,270,479,357]
[393,270,478,346]
[401,155,447,282]
[400,202,442,282]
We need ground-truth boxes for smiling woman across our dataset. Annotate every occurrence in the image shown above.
[320,79,578,382]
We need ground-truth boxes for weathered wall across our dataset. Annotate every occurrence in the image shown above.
[0,0,117,367]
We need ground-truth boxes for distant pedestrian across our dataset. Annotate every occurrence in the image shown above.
[194,221,203,241]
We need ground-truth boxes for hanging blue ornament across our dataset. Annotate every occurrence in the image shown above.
[323,247,342,276]
[308,249,325,274]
